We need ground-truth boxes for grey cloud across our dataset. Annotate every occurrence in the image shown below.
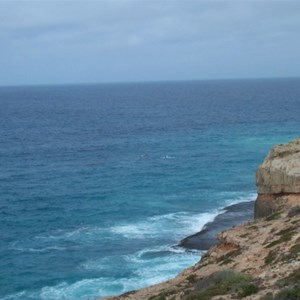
[2,22,83,40]
[0,0,300,85]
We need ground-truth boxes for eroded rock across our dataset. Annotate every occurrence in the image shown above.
[255,138,300,218]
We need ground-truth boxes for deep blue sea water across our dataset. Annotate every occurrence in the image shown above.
[1,79,300,300]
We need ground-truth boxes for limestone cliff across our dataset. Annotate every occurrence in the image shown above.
[255,138,300,218]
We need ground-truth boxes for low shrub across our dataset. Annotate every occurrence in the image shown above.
[288,206,300,218]
[272,286,300,300]
[277,267,300,287]
[183,270,259,299]
[266,228,295,248]
[265,250,277,265]
[239,283,259,298]
[186,274,197,283]
[282,244,300,261]
[266,212,281,221]
[217,248,241,265]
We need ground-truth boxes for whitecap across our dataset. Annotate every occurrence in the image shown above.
[39,279,106,300]
[79,245,200,298]
[2,291,26,300]
[221,191,257,207]
[35,226,107,243]
[10,243,66,253]
[16,276,162,300]
[161,155,175,159]
[110,224,151,239]
[124,245,200,285]
[110,210,220,241]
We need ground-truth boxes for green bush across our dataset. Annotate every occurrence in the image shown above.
[265,250,277,265]
[272,286,300,300]
[217,248,241,265]
[282,244,300,261]
[186,274,197,283]
[288,206,300,218]
[266,212,281,221]
[183,270,259,299]
[239,283,259,298]
[277,267,300,287]
[260,292,274,300]
[266,228,295,248]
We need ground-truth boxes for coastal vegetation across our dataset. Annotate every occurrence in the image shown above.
[183,270,258,299]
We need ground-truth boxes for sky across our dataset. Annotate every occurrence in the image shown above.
[1,0,300,86]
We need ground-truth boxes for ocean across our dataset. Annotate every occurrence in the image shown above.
[1,78,300,300]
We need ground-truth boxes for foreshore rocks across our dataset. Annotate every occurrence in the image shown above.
[255,138,300,218]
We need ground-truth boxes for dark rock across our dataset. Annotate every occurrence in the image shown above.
[179,201,254,250]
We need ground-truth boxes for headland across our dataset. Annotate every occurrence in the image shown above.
[101,138,300,300]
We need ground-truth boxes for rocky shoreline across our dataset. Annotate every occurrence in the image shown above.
[100,138,300,300]
[179,201,254,251]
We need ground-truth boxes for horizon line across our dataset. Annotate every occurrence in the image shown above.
[1,75,300,88]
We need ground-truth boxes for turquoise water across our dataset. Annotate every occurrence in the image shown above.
[1,79,300,299]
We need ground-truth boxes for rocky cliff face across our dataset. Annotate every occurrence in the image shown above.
[255,138,300,218]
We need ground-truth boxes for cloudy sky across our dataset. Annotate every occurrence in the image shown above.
[1,0,300,86]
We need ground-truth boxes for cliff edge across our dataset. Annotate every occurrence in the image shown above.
[255,138,300,218]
